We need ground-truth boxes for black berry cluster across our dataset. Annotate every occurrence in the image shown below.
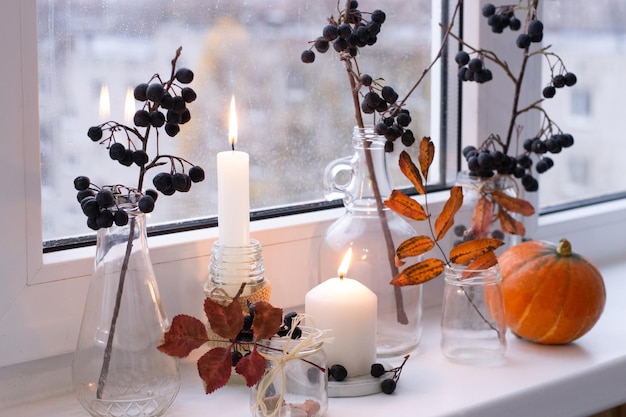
[232,307,303,367]
[301,2,415,153]
[152,166,205,196]
[132,66,196,138]
[369,355,409,395]
[73,179,157,230]
[515,18,544,49]
[462,129,574,192]
[456,52,492,84]
[542,71,577,99]
[300,2,385,63]
[482,3,522,34]
[75,48,206,230]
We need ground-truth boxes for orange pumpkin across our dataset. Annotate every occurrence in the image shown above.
[498,238,605,344]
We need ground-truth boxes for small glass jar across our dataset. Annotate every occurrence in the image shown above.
[250,327,327,417]
[440,264,507,365]
[453,171,524,251]
[204,239,271,305]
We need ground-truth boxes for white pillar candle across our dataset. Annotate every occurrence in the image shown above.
[305,249,377,377]
[216,96,250,247]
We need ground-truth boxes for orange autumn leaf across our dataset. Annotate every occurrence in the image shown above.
[498,208,526,236]
[390,258,445,286]
[399,151,425,194]
[434,186,463,241]
[418,137,435,181]
[471,195,494,239]
[395,236,436,265]
[385,190,428,220]
[462,251,498,279]
[491,190,535,216]
[449,238,504,264]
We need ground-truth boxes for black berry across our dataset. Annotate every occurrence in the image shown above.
[329,364,348,381]
[73,176,91,191]
[175,68,194,84]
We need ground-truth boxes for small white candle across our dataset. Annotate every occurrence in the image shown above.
[216,95,250,247]
[305,248,377,377]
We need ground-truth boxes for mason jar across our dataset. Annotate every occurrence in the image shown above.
[250,327,327,417]
[441,264,507,365]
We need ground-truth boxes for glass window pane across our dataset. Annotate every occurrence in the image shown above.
[37,0,436,244]
[539,0,626,207]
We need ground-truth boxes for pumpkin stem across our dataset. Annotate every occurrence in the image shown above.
[557,238,572,256]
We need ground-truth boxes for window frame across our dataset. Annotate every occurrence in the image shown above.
[1,0,625,368]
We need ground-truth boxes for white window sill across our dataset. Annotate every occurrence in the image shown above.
[1,260,625,416]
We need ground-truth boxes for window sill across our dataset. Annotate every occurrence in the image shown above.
[2,260,625,416]
[5,193,625,368]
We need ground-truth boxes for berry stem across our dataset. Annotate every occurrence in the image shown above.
[339,10,409,324]
[96,217,136,399]
[399,0,463,109]
[503,0,540,154]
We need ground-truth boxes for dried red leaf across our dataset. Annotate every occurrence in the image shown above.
[498,208,526,236]
[157,314,209,358]
[235,348,267,387]
[396,235,435,261]
[390,258,445,286]
[197,347,233,394]
[399,151,425,194]
[491,190,535,216]
[418,137,435,181]
[252,301,283,341]
[449,238,504,265]
[204,298,244,341]
[471,196,494,238]
[384,190,428,220]
[462,251,498,279]
[434,186,464,241]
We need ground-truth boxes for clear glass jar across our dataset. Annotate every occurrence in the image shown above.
[441,264,507,365]
[319,126,423,357]
[250,327,327,417]
[204,239,270,304]
[453,171,524,251]
[72,210,180,417]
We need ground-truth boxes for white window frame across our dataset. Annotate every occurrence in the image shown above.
[1,0,625,368]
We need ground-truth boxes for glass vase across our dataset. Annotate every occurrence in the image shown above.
[452,171,524,252]
[319,126,423,357]
[440,264,507,365]
[250,327,327,417]
[72,210,180,417]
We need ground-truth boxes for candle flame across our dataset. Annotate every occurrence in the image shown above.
[124,86,135,125]
[338,247,352,279]
[229,95,237,150]
[99,84,110,120]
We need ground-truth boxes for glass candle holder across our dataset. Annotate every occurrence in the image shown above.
[204,239,271,305]
[250,326,328,417]
[440,264,507,365]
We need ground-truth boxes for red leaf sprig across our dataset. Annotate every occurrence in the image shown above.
[158,293,283,394]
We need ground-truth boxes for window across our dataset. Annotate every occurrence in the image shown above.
[571,89,591,117]
[2,0,624,370]
[539,0,626,207]
[37,0,442,248]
